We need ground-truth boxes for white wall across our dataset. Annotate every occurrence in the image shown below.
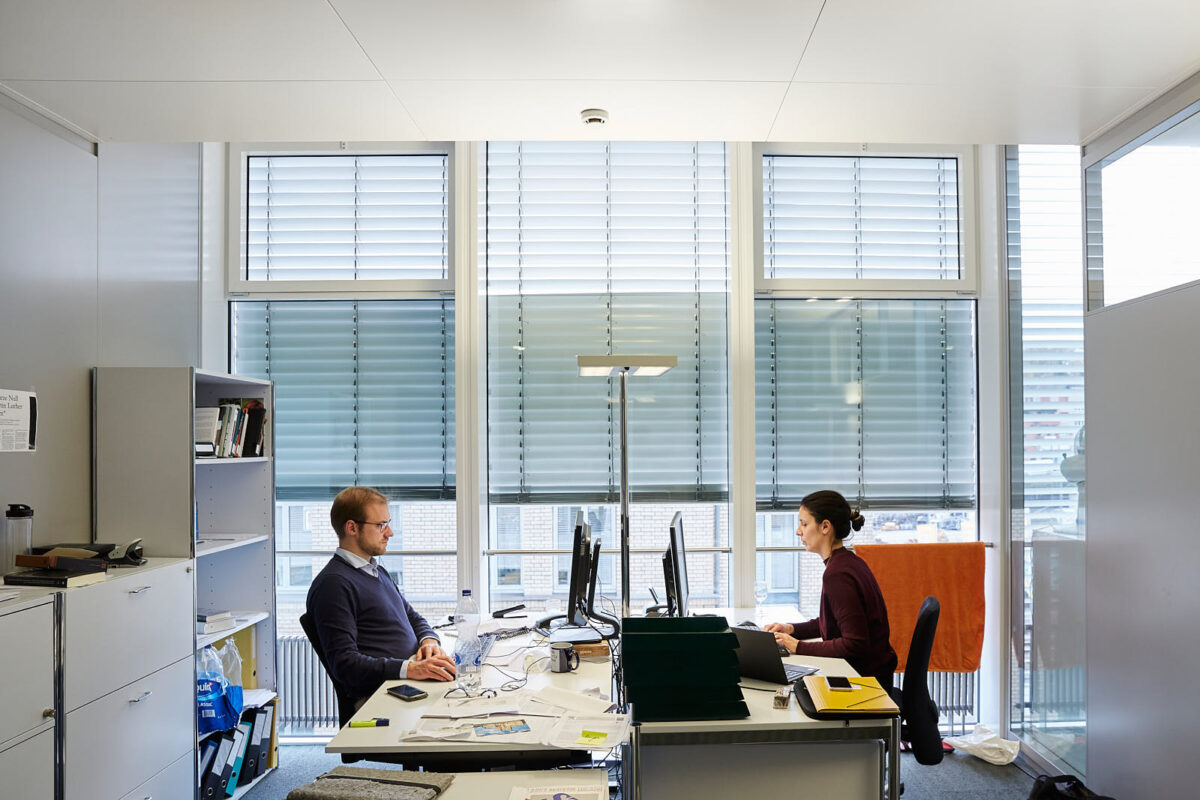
[1085,279,1200,799]
[0,100,200,546]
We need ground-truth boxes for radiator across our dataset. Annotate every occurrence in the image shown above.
[277,635,339,734]
[895,670,979,737]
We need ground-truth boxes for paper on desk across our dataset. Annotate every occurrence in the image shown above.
[422,695,522,719]
[532,685,615,714]
[0,590,19,603]
[542,713,630,750]
[402,715,548,746]
[508,785,608,800]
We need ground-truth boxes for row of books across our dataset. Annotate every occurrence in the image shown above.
[2,553,108,588]
[195,399,267,459]
[199,703,274,797]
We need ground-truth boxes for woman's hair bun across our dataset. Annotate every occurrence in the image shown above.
[849,510,865,531]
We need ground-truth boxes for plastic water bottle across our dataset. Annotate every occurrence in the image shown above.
[452,589,482,693]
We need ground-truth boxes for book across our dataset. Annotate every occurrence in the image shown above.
[219,398,266,458]
[15,553,108,572]
[195,407,221,449]
[800,675,899,714]
[197,616,239,635]
[197,609,233,622]
[4,567,108,588]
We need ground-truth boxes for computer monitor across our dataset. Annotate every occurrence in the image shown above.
[535,511,599,636]
[664,511,689,617]
[586,538,619,633]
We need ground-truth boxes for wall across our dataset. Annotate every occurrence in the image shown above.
[1085,279,1200,799]
[0,100,200,546]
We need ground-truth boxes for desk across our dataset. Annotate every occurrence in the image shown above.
[326,618,898,800]
[326,634,614,768]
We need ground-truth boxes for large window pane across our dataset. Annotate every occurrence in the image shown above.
[1007,145,1087,775]
[485,141,731,608]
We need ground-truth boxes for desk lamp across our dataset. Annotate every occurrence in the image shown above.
[576,354,677,619]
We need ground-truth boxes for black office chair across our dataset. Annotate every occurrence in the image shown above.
[299,612,366,763]
[890,595,944,766]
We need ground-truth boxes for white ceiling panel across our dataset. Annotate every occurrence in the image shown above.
[797,0,1200,92]
[331,0,823,82]
[0,81,422,142]
[0,0,378,81]
[394,79,789,141]
[770,82,1157,145]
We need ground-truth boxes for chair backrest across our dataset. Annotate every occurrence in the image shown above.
[299,612,359,730]
[902,596,944,766]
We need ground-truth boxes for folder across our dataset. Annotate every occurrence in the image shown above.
[800,675,899,715]
[251,704,274,778]
[197,737,219,794]
[240,709,261,780]
[223,724,250,795]
[201,733,234,799]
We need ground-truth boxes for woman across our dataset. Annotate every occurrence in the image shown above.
[764,490,898,693]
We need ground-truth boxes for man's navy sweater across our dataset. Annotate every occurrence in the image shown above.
[306,554,438,698]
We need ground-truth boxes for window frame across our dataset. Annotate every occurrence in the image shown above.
[226,141,457,296]
[753,143,978,298]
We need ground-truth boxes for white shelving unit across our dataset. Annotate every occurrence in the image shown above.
[94,366,279,798]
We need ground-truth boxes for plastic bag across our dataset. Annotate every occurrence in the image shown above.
[196,645,241,734]
[217,639,245,715]
[943,724,1020,765]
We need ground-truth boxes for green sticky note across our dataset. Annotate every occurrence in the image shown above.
[576,730,608,746]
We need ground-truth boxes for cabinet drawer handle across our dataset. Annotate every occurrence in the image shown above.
[128,586,152,595]
[129,691,152,704]
[42,708,55,719]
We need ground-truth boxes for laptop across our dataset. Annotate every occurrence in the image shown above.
[732,625,819,684]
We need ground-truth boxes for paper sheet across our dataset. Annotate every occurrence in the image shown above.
[508,785,608,800]
[531,685,615,715]
[542,713,630,750]
[401,714,548,746]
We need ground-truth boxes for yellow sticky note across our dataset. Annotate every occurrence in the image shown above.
[576,730,608,746]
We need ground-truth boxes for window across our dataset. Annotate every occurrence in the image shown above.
[1007,145,1086,775]
[1085,103,1200,308]
[231,299,457,624]
[754,149,979,618]
[231,149,452,292]
[485,141,731,613]
[757,149,974,294]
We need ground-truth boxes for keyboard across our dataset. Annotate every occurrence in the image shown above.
[477,626,529,663]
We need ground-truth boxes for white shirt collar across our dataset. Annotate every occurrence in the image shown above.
[336,547,379,577]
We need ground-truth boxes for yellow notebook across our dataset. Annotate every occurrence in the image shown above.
[801,675,899,714]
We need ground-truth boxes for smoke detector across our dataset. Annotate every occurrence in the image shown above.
[580,108,609,126]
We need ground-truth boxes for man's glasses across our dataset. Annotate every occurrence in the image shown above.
[355,519,392,531]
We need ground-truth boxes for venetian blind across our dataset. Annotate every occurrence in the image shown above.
[230,300,455,501]
[486,141,730,504]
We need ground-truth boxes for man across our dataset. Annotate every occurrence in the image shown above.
[306,486,456,703]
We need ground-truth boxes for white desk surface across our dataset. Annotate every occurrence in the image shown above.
[326,633,616,754]
[327,606,878,754]
[440,768,608,800]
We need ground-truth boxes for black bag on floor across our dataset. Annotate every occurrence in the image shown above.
[1029,774,1116,800]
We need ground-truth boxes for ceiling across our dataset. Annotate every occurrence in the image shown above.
[1,0,1199,145]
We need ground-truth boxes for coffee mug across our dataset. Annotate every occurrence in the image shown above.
[549,641,580,673]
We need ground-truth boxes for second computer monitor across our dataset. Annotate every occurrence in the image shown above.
[665,511,689,617]
[564,510,592,626]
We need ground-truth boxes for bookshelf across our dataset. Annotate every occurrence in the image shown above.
[93,367,278,798]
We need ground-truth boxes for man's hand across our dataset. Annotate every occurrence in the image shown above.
[415,638,447,661]
[772,632,799,654]
[763,622,794,635]
[407,652,457,682]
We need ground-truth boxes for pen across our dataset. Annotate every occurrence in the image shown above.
[349,717,390,727]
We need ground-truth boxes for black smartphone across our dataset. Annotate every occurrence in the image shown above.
[825,676,854,691]
[387,684,429,702]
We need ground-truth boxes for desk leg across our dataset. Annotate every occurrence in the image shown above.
[625,723,641,800]
[885,717,900,800]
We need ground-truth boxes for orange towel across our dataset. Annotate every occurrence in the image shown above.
[855,542,985,673]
